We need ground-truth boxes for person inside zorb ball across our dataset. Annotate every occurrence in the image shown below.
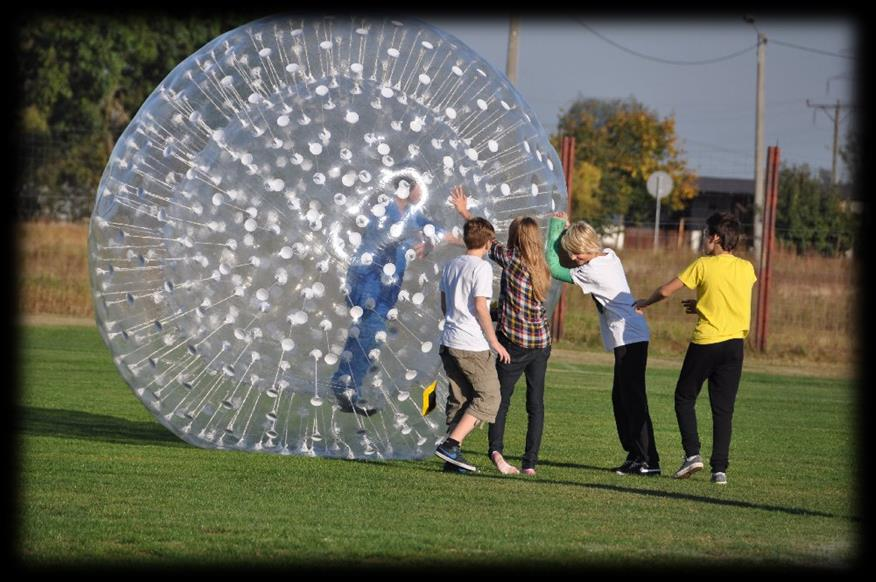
[88,15,567,460]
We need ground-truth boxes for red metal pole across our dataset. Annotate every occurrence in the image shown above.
[756,150,768,349]
[756,151,769,350]
[761,146,780,351]
[756,146,780,351]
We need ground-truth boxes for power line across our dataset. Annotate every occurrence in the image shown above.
[574,19,757,65]
[771,39,855,60]
[682,138,755,157]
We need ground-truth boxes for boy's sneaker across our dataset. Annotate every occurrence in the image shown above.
[711,472,727,485]
[616,460,661,476]
[435,441,477,472]
[673,454,704,479]
[637,463,661,476]
[443,461,474,474]
[612,458,638,475]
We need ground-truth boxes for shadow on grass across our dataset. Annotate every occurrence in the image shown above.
[18,406,185,447]
[509,458,610,472]
[406,458,858,523]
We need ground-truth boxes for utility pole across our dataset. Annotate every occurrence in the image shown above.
[806,99,849,185]
[832,99,840,185]
[506,16,520,85]
[753,30,767,269]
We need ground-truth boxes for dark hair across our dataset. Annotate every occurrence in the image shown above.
[705,212,741,251]
[391,173,417,190]
[463,217,495,250]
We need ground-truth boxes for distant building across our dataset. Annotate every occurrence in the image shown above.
[622,176,756,251]
[656,176,755,251]
[684,176,755,233]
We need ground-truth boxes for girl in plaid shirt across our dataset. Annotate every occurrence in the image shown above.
[451,186,552,476]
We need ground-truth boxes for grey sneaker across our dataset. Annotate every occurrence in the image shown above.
[673,455,704,479]
[711,472,727,485]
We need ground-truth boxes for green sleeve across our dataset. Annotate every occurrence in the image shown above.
[546,217,574,284]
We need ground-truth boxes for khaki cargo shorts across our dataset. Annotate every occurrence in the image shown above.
[439,345,501,428]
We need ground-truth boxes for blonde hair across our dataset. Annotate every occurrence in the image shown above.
[508,216,551,302]
[561,221,603,255]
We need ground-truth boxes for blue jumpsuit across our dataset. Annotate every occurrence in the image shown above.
[330,200,437,403]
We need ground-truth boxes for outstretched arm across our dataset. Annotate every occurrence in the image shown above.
[634,278,685,312]
[546,213,574,284]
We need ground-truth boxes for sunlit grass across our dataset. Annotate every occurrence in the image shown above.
[18,324,858,568]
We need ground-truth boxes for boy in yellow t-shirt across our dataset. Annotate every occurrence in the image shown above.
[635,212,756,485]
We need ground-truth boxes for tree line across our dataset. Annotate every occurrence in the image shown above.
[15,14,859,255]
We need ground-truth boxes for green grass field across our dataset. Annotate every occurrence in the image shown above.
[18,325,859,569]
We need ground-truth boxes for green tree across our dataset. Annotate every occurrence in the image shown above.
[775,164,857,255]
[16,12,256,215]
[552,97,697,228]
[568,161,603,219]
[839,124,860,191]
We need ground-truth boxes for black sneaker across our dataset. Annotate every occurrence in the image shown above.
[434,441,477,472]
[613,458,639,475]
[616,460,661,476]
[336,393,381,417]
[637,463,661,476]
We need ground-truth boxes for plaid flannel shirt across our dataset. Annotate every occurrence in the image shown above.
[489,241,551,349]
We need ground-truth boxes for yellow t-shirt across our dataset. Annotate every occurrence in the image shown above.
[677,254,757,345]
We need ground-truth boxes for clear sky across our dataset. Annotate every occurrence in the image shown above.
[424,15,858,182]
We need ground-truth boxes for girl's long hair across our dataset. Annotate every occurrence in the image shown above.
[507,217,551,303]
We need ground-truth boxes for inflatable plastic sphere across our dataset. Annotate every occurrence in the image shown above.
[88,15,567,460]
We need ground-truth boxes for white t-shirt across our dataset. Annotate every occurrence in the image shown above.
[440,254,494,351]
[569,248,650,351]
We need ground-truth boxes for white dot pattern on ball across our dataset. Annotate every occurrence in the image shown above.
[88,15,566,461]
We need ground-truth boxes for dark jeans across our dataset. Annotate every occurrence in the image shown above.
[487,332,551,470]
[675,339,744,473]
[612,341,660,466]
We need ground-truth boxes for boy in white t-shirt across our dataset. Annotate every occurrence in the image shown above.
[546,212,661,476]
[434,217,511,473]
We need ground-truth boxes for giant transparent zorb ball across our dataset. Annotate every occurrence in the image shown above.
[89,15,567,459]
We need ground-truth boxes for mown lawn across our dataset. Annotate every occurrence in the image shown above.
[17,325,859,570]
